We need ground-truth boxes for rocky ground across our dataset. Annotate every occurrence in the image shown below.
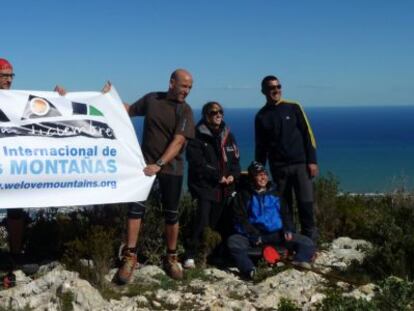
[0,237,375,311]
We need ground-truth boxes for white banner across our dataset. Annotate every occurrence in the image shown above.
[0,87,154,208]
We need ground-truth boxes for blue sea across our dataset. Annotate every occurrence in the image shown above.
[133,106,414,193]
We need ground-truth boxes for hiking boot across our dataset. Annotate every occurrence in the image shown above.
[116,248,137,284]
[163,254,183,280]
[183,258,195,269]
[248,268,256,280]
[292,261,312,270]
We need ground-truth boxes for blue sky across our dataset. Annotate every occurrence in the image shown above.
[2,0,413,108]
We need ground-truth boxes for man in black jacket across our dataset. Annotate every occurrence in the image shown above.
[255,75,318,241]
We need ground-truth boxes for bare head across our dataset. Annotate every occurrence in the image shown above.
[168,69,193,102]
[261,75,282,104]
[0,58,14,90]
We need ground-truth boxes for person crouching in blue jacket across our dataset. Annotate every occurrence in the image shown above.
[227,161,315,279]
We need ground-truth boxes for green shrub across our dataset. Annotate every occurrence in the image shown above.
[277,298,301,311]
[63,225,116,288]
[22,193,197,283]
[373,277,414,310]
[0,304,33,311]
[25,209,68,260]
[119,192,197,265]
[314,173,341,242]
[360,197,414,280]
[315,173,385,242]
[197,227,222,268]
[25,204,127,262]
[134,197,167,265]
[315,173,414,281]
[57,289,74,311]
[317,277,414,310]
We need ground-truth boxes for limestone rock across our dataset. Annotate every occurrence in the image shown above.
[315,237,372,272]
[36,261,61,275]
[251,268,326,309]
[0,237,379,311]
[105,264,165,284]
[344,283,377,301]
[0,266,107,311]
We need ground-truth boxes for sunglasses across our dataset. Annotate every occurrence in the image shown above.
[0,73,15,79]
[208,109,224,116]
[266,84,282,91]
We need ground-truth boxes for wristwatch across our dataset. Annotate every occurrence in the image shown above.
[156,159,165,167]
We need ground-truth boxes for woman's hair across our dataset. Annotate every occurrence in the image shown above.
[201,101,223,120]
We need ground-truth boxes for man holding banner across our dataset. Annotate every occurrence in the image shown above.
[0,60,155,275]
[0,58,26,266]
[117,69,195,283]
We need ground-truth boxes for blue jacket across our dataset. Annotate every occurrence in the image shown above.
[247,191,283,232]
[232,183,294,240]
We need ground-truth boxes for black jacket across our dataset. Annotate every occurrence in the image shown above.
[187,120,241,202]
[255,99,317,168]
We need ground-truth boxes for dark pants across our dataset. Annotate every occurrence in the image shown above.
[227,232,315,276]
[128,174,183,225]
[271,163,317,241]
[6,209,25,220]
[185,198,225,259]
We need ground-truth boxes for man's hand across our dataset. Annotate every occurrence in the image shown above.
[254,236,263,246]
[100,81,131,113]
[101,81,112,93]
[143,164,161,176]
[219,175,235,185]
[219,176,227,184]
[308,164,319,178]
[54,85,67,96]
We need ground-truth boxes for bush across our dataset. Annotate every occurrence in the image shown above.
[20,194,197,284]
[63,225,115,288]
[314,172,341,242]
[315,173,384,242]
[373,277,414,310]
[25,204,127,262]
[315,173,414,281]
[25,209,69,260]
[134,197,166,265]
[131,192,197,265]
[360,196,414,280]
[316,174,414,236]
[316,277,414,310]
[277,298,301,311]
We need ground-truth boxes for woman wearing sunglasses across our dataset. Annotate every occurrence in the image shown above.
[185,101,241,269]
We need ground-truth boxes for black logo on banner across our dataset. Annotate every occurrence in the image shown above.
[0,95,116,139]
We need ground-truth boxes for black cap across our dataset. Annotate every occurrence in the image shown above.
[248,161,266,177]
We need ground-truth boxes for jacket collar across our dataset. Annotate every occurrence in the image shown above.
[249,181,277,195]
[196,120,228,137]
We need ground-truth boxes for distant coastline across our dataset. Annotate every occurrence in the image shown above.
[132,105,414,193]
